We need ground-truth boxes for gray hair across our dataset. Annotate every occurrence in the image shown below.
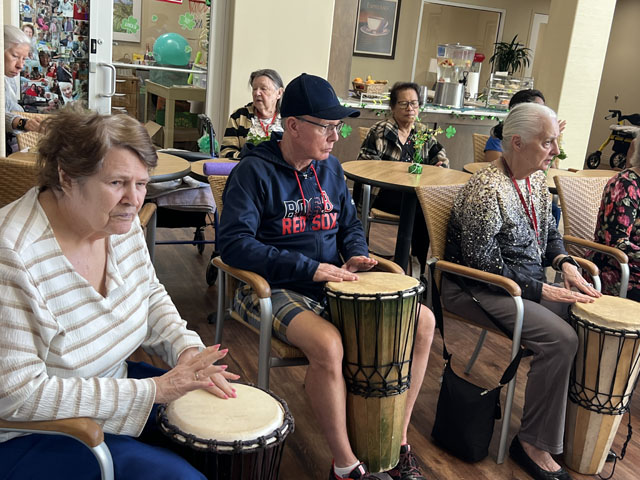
[502,102,558,153]
[249,68,284,111]
[4,24,32,50]
[629,134,640,168]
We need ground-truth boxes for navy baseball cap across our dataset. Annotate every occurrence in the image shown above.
[280,73,360,120]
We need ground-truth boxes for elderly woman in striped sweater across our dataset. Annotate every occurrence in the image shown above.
[0,108,239,480]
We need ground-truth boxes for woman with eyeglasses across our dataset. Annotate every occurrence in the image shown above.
[358,81,448,275]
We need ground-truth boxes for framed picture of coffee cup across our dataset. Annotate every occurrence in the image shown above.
[353,0,401,59]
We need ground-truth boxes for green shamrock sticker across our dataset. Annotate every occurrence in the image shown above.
[340,124,352,139]
[120,16,140,34]
[445,125,456,138]
[179,13,196,31]
[185,45,192,54]
[151,14,158,22]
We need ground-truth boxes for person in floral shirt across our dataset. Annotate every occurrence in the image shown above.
[587,136,640,300]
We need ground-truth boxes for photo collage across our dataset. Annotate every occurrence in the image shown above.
[18,0,90,112]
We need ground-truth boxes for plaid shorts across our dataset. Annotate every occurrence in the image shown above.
[233,285,329,343]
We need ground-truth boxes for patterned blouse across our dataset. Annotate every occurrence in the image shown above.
[586,169,640,300]
[445,163,566,301]
[358,118,449,167]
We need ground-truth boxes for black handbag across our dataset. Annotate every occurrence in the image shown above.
[429,264,524,462]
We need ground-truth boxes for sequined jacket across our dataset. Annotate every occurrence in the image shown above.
[445,163,567,302]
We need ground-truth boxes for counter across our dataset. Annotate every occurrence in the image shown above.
[333,99,507,171]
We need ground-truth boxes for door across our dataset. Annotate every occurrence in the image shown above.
[88,0,114,113]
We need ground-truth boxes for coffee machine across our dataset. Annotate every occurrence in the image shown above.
[433,43,476,108]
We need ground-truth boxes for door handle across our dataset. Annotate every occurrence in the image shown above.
[98,62,117,97]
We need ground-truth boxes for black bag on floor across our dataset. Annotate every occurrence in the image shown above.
[429,264,523,462]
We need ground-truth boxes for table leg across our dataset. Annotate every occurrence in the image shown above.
[394,192,416,273]
[146,208,157,264]
[165,98,175,149]
[361,184,371,234]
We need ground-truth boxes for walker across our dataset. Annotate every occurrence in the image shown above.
[586,109,640,169]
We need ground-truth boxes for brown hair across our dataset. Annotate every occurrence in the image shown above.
[36,106,157,189]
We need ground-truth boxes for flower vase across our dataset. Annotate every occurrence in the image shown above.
[408,163,423,174]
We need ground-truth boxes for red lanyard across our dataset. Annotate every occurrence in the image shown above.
[257,112,277,136]
[502,158,539,245]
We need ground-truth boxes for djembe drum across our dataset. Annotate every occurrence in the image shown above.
[564,295,640,474]
[158,384,294,479]
[325,271,423,472]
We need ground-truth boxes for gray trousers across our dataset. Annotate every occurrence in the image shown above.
[441,276,578,454]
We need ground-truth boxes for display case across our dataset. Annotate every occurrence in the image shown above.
[484,73,534,109]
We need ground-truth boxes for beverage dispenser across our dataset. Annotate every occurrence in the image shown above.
[433,44,476,108]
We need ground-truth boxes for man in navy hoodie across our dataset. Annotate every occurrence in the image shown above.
[219,73,434,480]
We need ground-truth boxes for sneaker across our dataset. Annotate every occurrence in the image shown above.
[386,444,427,480]
[329,461,377,479]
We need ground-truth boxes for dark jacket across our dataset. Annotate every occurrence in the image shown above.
[219,132,369,300]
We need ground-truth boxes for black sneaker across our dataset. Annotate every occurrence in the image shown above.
[329,461,377,479]
[386,444,427,480]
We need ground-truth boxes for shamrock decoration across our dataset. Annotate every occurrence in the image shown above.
[340,124,353,139]
[151,14,158,23]
[445,125,456,138]
[179,13,196,31]
[120,16,140,35]
[408,163,423,174]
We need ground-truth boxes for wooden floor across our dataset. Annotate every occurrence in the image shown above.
[152,222,640,480]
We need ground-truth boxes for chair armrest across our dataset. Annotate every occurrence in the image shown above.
[370,254,404,274]
[563,235,629,264]
[0,417,104,447]
[138,203,157,229]
[572,256,599,278]
[212,256,271,298]
[435,259,522,297]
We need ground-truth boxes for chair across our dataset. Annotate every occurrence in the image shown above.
[555,175,629,297]
[0,418,114,479]
[355,127,400,242]
[0,156,115,477]
[472,133,489,163]
[415,183,600,464]
[208,174,405,389]
[12,111,46,151]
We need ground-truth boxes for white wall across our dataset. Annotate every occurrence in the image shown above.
[224,0,335,123]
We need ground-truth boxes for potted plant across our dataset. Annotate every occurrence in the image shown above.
[489,35,532,75]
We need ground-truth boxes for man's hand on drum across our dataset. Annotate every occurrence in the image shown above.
[153,345,241,404]
[342,255,377,273]
[560,262,602,298]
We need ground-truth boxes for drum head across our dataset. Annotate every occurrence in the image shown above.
[326,272,419,296]
[166,384,284,442]
[571,295,640,331]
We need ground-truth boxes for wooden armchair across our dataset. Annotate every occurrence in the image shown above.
[472,133,490,163]
[415,183,599,464]
[555,175,628,297]
[0,418,114,479]
[12,111,46,152]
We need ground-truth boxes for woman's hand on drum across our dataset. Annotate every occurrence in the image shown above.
[342,255,378,273]
[153,345,240,404]
[541,283,595,304]
[561,264,602,298]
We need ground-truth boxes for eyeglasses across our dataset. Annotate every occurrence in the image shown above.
[296,117,344,136]
[397,101,420,110]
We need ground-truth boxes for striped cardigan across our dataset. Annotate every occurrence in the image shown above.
[0,188,204,441]
[220,102,282,159]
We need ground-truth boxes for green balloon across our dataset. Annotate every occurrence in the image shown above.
[153,33,191,66]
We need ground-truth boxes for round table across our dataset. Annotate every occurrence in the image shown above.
[152,153,191,182]
[342,160,470,271]
[573,168,618,178]
[463,162,576,193]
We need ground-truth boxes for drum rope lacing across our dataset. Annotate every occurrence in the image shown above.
[326,285,424,398]
[567,313,640,415]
